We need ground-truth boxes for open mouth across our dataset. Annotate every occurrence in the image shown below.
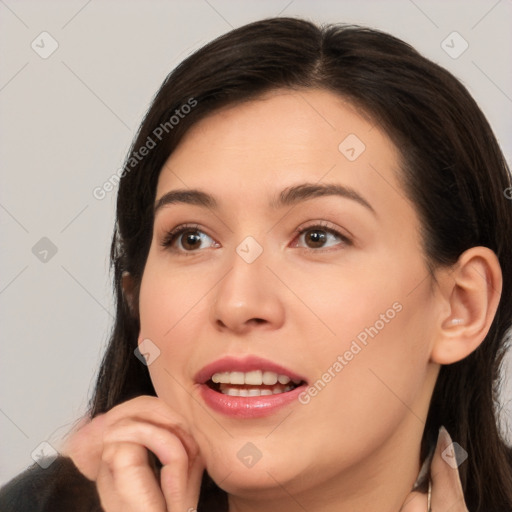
[206,370,306,397]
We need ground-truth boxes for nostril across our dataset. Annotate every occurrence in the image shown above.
[214,317,267,330]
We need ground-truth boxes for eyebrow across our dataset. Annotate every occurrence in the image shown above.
[272,183,375,214]
[155,189,217,213]
[154,183,375,215]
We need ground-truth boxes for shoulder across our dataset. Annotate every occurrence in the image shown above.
[0,456,103,512]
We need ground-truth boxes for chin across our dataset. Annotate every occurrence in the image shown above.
[212,467,299,500]
[205,450,301,497]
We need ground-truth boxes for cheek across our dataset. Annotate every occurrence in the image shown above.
[137,257,209,407]
[296,258,433,428]
[290,300,430,472]
[138,252,212,340]
[283,265,404,362]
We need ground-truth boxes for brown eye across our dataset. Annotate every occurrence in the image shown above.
[161,225,218,252]
[295,225,350,250]
[180,230,203,250]
[304,229,328,248]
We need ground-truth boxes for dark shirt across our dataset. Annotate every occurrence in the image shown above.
[0,457,228,512]
[0,456,103,512]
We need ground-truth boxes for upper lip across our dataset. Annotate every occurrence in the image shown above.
[194,355,308,385]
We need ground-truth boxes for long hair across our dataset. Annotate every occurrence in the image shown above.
[89,18,512,510]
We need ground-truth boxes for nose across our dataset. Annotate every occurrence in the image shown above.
[210,244,285,335]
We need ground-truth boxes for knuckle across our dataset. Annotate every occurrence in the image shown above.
[101,442,121,467]
[101,442,143,471]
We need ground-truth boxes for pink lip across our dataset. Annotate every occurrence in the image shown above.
[194,356,308,419]
[198,383,307,418]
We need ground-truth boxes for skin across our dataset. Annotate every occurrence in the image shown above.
[64,88,501,511]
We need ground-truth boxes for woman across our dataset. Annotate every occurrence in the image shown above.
[1,17,511,512]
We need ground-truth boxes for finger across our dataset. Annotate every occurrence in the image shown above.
[430,426,468,511]
[160,441,205,512]
[399,490,428,511]
[62,396,198,481]
[98,441,167,512]
[104,418,204,511]
[103,418,197,474]
[105,397,200,462]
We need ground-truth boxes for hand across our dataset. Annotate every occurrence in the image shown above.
[62,396,205,512]
[400,426,468,511]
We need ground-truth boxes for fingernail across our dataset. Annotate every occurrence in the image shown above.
[437,425,453,459]
[438,425,468,469]
[438,425,452,447]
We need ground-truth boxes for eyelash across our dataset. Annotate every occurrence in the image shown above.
[160,222,352,254]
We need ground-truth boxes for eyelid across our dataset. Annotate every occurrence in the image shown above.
[294,219,349,235]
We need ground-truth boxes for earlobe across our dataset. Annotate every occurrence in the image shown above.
[431,247,502,365]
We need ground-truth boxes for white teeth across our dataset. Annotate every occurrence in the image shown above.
[262,371,278,385]
[211,372,229,384]
[211,370,298,386]
[244,370,262,385]
[230,372,245,385]
[218,383,295,396]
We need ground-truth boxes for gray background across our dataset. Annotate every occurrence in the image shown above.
[1,0,511,485]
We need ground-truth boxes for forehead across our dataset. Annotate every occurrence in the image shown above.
[156,88,404,214]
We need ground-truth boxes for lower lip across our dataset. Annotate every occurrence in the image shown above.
[199,384,307,419]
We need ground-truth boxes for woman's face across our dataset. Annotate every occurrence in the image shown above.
[138,89,441,503]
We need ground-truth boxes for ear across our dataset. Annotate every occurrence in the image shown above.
[430,247,502,365]
[121,271,139,318]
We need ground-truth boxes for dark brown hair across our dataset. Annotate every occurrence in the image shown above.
[89,17,512,511]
